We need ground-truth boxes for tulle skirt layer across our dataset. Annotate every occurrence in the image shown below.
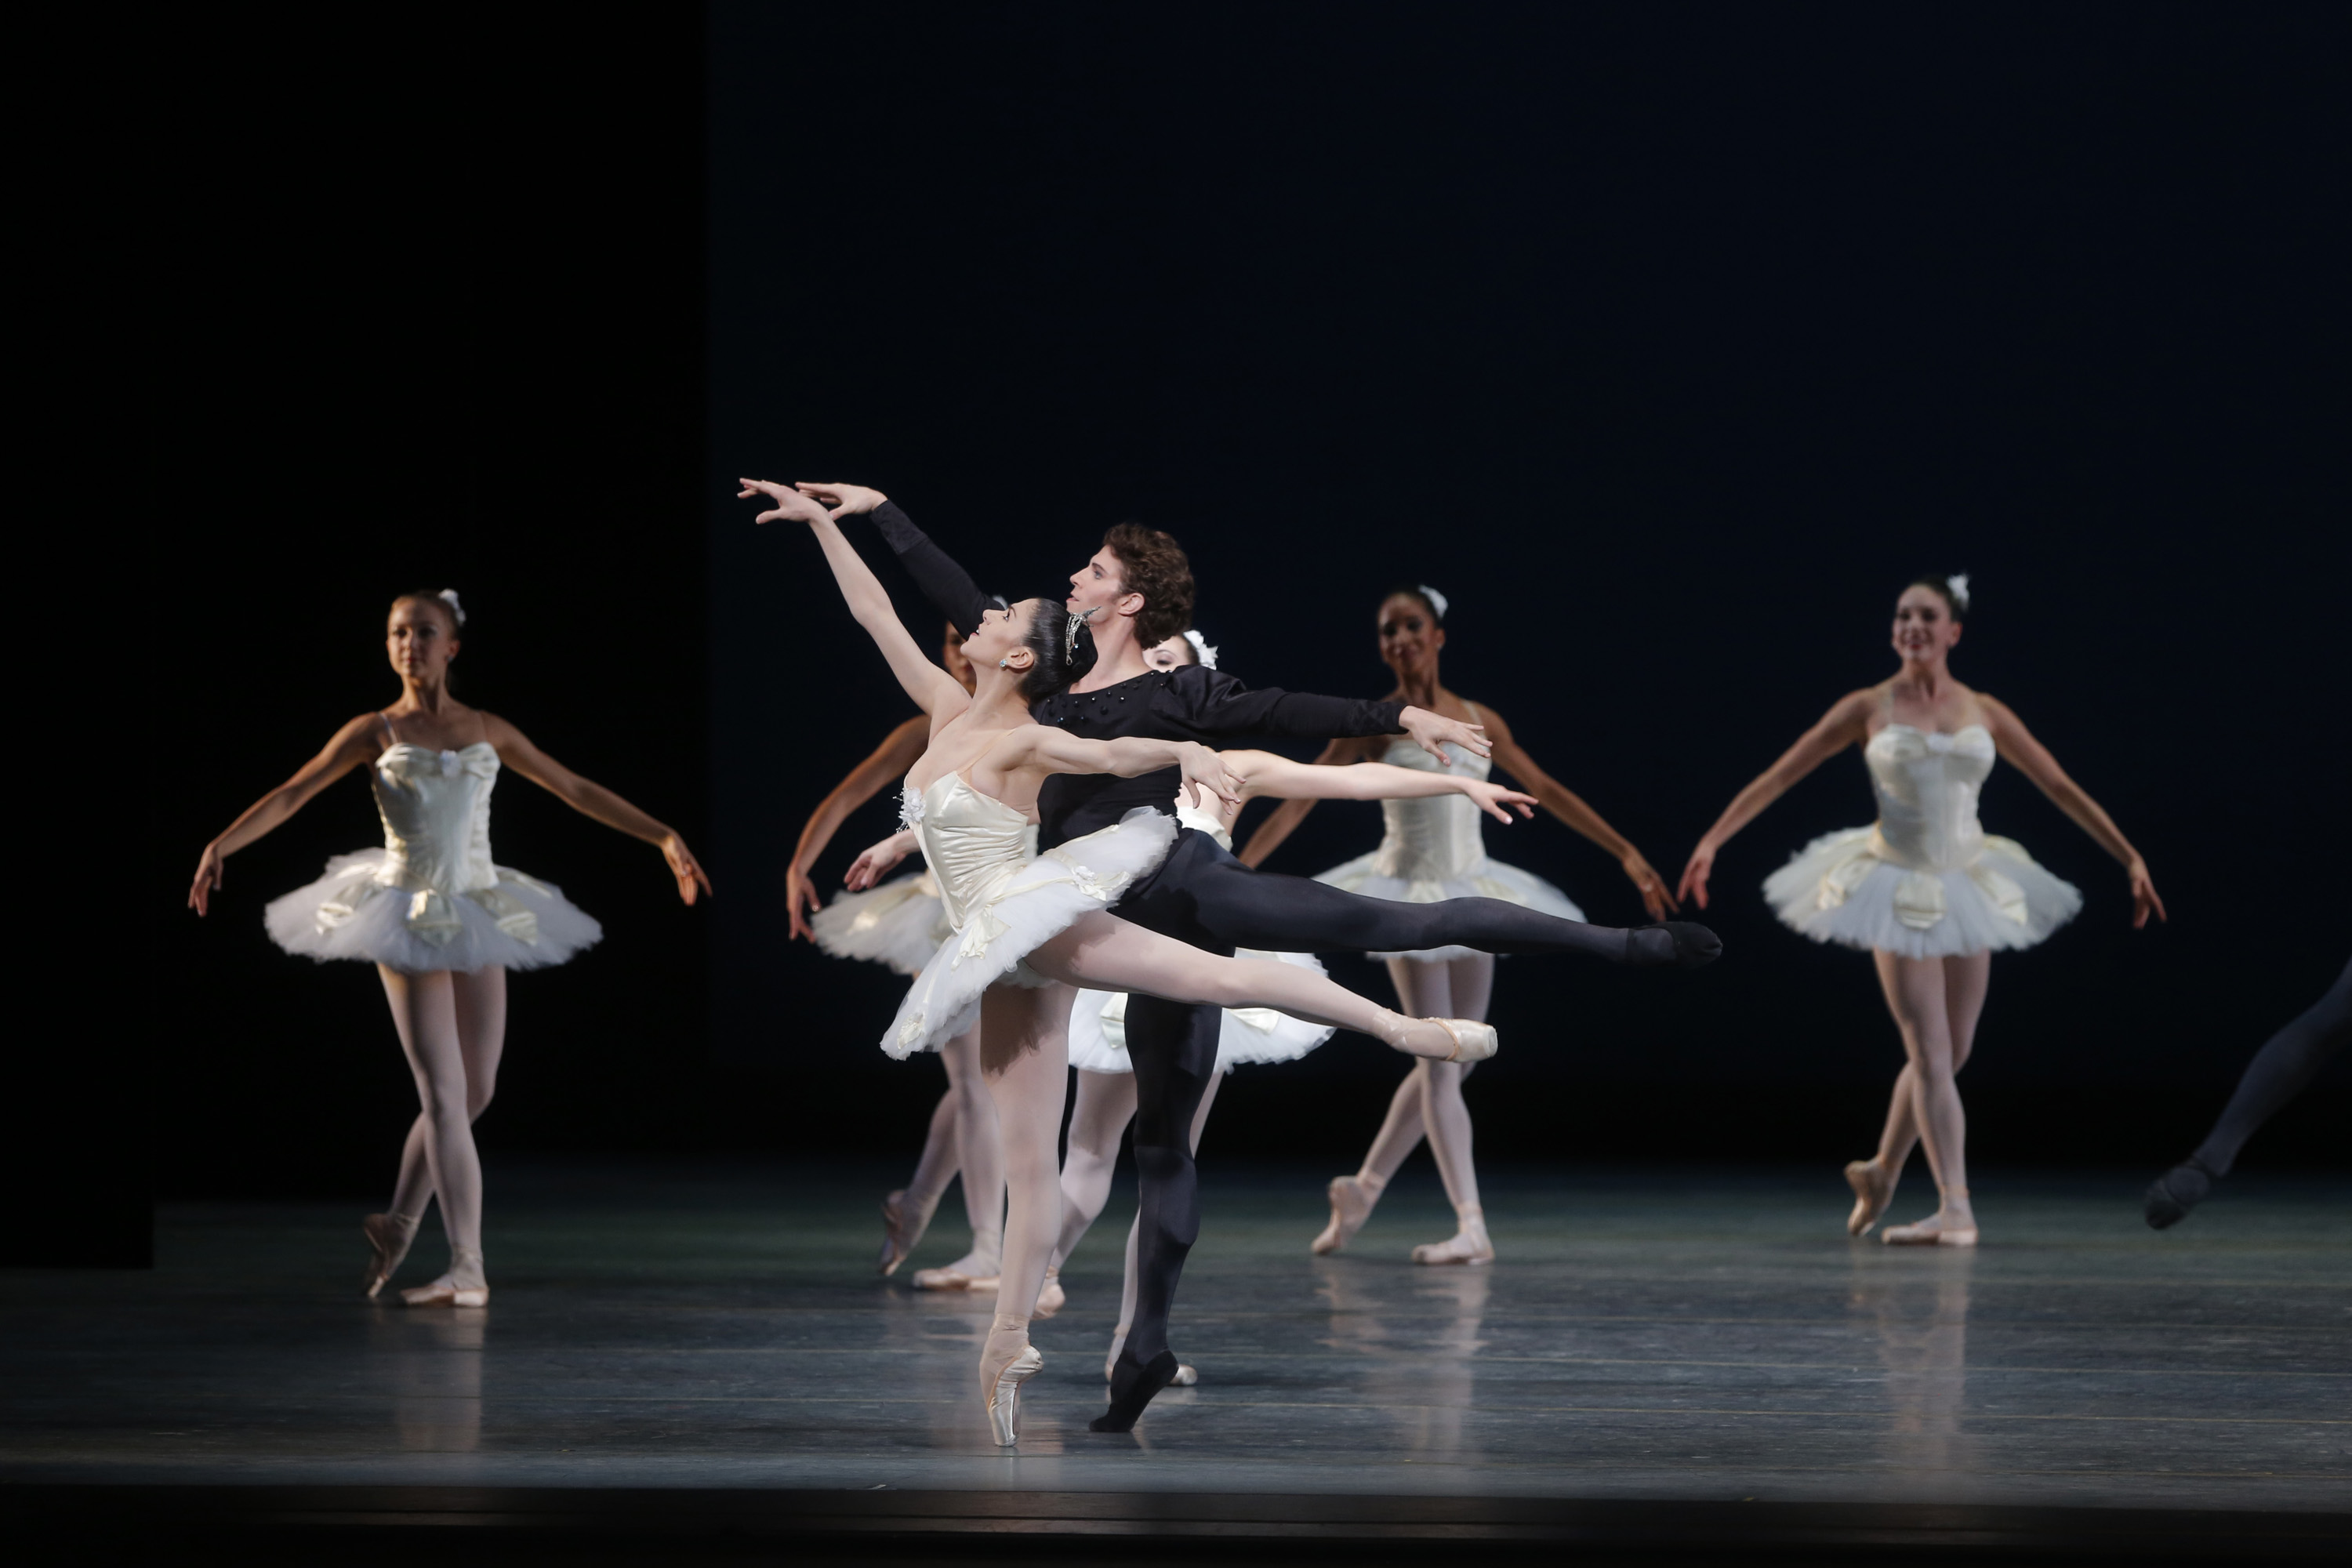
[1763,828,2082,960]
[884,809,1178,1058]
[1067,949,1336,1075]
[265,850,602,974]
[1314,854,1586,963]
[810,872,950,977]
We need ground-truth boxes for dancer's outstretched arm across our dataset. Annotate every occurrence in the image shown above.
[987,729,1246,814]
[1676,689,1875,909]
[1475,705,1678,918]
[481,713,713,904]
[1222,750,1535,822]
[1980,696,2166,926]
[189,715,390,914]
[742,479,970,724]
[788,717,929,938]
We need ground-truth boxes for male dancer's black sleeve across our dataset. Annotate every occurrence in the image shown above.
[868,501,993,639]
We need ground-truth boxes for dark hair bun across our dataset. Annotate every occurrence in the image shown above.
[1019,604,1098,699]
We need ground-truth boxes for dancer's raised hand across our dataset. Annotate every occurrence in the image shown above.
[738,478,828,524]
[1621,849,1679,919]
[795,481,888,519]
[2128,858,2167,928]
[1459,779,1538,824]
[1176,742,1247,813]
[845,829,916,892]
[189,843,225,916]
[662,834,713,906]
[1399,706,1490,763]
[786,863,822,941]
[1675,843,1717,910]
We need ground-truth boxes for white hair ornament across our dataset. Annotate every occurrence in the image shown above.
[1182,629,1218,670]
[1945,573,1970,613]
[437,588,468,627]
[1417,584,1449,621]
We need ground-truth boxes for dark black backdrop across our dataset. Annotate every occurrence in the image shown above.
[115,5,2347,1243]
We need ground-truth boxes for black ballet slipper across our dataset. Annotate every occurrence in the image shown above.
[2143,1160,2216,1230]
[1628,921,1722,970]
[1090,1349,1181,1433]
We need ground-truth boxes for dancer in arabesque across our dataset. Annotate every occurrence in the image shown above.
[1679,575,2165,1247]
[792,625,1009,1290]
[1051,628,1544,1379]
[189,590,710,1306]
[743,479,1513,1445]
[797,478,1717,1432]
[1240,583,1679,1266]
[2143,955,2348,1228]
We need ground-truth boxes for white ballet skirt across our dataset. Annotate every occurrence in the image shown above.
[1314,730,1584,963]
[810,871,952,978]
[1068,803,1336,1074]
[264,742,602,974]
[1764,724,2082,960]
[882,771,1177,1058]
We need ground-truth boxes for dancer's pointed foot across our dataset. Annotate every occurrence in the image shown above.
[1411,1208,1494,1266]
[361,1211,420,1299]
[1171,1362,1198,1387]
[879,1188,939,1276]
[1031,1267,1065,1319]
[1311,1174,1382,1254]
[2144,1160,2215,1230]
[399,1247,488,1307]
[1628,921,1722,969]
[1380,1013,1498,1062]
[1882,1202,1978,1248]
[1844,1159,1895,1237]
[1091,1348,1181,1432]
[980,1323,1044,1446]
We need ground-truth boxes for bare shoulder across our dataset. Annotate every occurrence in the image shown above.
[332,710,391,756]
[1461,698,1512,743]
[1974,691,2028,737]
[1828,686,1882,727]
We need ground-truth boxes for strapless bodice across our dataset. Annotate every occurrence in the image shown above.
[372,742,502,895]
[1863,724,1995,872]
[1368,735,1490,881]
[903,772,1039,932]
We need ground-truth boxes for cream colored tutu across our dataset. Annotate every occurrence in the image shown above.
[810,872,951,978]
[1067,949,1336,1074]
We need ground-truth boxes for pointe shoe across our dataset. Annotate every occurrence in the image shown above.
[1091,1348,1181,1432]
[879,1189,938,1276]
[1882,1213,1978,1248]
[1629,921,1722,969]
[1311,1174,1381,1254]
[1411,1219,1495,1266]
[1032,1268,1065,1319]
[2144,1159,2215,1230]
[982,1338,1044,1446]
[910,1267,975,1290]
[1428,1018,1499,1062]
[1844,1160,1894,1237]
[361,1212,419,1299]
[400,1248,489,1307]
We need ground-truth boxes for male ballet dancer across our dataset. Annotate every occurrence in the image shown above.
[791,481,1717,1430]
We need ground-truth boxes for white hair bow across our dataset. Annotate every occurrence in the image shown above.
[437,588,467,627]
[1417,584,1449,620]
[1183,629,1218,669]
[1945,573,1970,612]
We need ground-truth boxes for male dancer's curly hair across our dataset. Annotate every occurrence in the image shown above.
[1102,523,1196,648]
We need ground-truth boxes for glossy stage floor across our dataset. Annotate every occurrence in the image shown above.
[5,1160,2347,1563]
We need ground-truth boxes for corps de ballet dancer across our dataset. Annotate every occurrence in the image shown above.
[187,590,710,1306]
[792,624,1011,1290]
[743,480,1508,1445]
[1047,629,1544,1382]
[1241,583,1679,1266]
[797,479,1718,1432]
[2144,954,2348,1229]
[1678,575,2165,1247]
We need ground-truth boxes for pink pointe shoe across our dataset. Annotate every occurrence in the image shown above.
[361,1211,419,1299]
[399,1247,489,1307]
[1410,1207,1495,1266]
[1844,1160,1895,1238]
[1882,1192,1979,1248]
[879,1189,938,1277]
[982,1334,1044,1446]
[1312,1174,1382,1255]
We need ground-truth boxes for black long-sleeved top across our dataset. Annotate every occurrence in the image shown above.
[869,501,1406,848]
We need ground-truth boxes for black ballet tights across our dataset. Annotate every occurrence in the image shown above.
[1104,992,1221,1414]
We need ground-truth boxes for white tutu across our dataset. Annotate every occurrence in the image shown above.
[1764,828,2082,960]
[266,849,602,974]
[1067,949,1337,1075]
[1316,854,1586,964]
[884,804,1178,1058]
[810,872,950,978]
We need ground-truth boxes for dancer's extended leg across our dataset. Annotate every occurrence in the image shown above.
[376,966,495,1301]
[2148,956,2351,1227]
[1870,953,1984,1246]
[1402,956,1496,1265]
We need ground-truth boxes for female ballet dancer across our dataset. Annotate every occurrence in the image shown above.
[744,480,1502,1443]
[1678,575,2165,1247]
[188,590,710,1305]
[801,477,1717,1432]
[793,626,1007,1290]
[1053,631,1546,1381]
[1240,584,1679,1266]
